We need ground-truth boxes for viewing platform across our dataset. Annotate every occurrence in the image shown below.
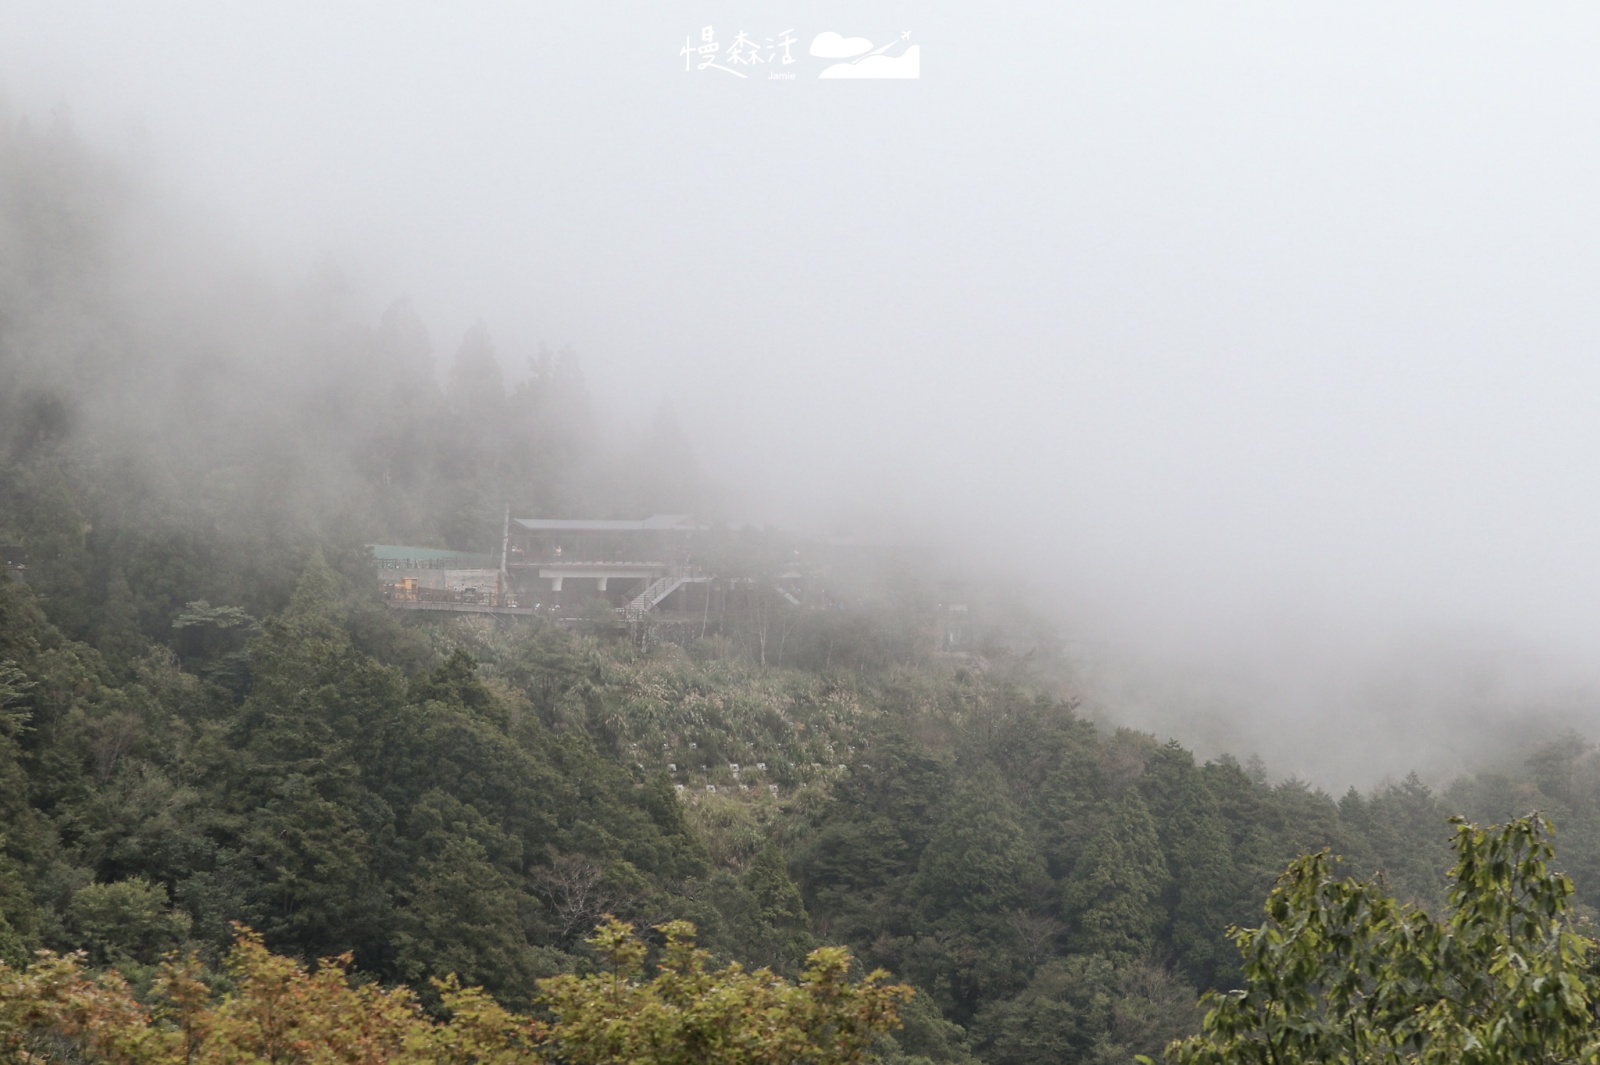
[371,514,709,619]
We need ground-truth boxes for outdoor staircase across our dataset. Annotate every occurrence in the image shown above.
[624,576,682,621]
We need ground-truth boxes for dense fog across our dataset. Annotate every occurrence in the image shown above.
[5,3,1600,785]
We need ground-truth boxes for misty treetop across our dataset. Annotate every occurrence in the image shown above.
[0,107,696,633]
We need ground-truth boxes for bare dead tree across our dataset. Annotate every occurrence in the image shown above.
[532,854,642,943]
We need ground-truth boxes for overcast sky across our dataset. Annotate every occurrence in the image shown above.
[5,2,1600,783]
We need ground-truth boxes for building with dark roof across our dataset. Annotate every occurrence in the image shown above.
[507,514,706,616]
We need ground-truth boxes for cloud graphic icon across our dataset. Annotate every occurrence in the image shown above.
[809,31,874,59]
[820,45,920,79]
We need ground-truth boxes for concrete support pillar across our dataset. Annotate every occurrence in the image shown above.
[550,576,564,592]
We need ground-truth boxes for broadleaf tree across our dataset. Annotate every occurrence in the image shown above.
[1160,815,1600,1065]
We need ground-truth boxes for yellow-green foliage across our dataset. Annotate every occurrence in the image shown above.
[0,920,910,1064]
[541,917,912,1065]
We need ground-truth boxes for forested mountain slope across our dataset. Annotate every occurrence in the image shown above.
[5,556,1597,1063]
[5,101,1600,1065]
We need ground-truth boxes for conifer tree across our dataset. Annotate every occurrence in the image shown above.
[1139,742,1241,985]
[913,773,1046,920]
[1062,787,1170,960]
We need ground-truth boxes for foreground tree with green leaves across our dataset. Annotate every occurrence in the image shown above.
[1161,815,1600,1065]
[0,918,911,1064]
[541,917,912,1065]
